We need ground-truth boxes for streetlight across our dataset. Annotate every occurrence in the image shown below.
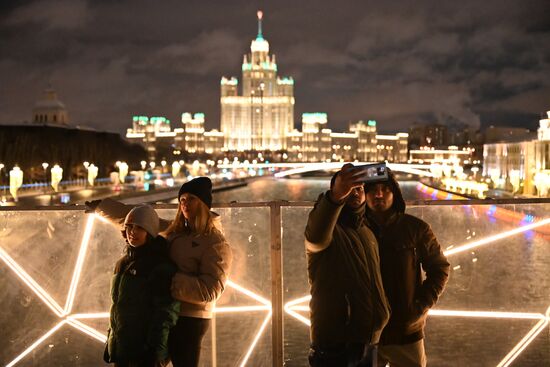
[51,164,63,192]
[118,162,128,183]
[172,161,181,178]
[9,166,23,202]
[140,160,147,170]
[83,162,90,187]
[0,163,5,202]
[87,164,98,186]
[42,162,49,193]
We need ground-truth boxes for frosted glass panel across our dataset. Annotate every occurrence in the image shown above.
[281,203,550,367]
[0,207,273,367]
[1,202,549,366]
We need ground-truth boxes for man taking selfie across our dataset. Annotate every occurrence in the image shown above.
[364,166,450,367]
[304,163,390,366]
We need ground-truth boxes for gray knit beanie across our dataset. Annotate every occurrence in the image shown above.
[124,205,160,237]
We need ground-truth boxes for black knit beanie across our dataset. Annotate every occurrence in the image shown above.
[178,177,213,209]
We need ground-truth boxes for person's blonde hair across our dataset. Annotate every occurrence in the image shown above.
[163,196,221,237]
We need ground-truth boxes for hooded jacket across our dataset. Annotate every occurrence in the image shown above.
[96,198,232,320]
[104,235,180,363]
[365,170,450,345]
[305,192,391,347]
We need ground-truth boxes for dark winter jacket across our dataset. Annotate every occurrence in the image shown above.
[304,192,391,347]
[104,236,180,364]
[365,170,450,345]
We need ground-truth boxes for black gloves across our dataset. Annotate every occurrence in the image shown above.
[84,199,102,213]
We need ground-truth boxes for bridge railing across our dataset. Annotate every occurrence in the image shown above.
[0,199,549,366]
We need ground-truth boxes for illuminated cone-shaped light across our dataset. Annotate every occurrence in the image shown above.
[509,170,521,193]
[191,160,201,176]
[51,164,63,192]
[172,161,181,177]
[118,162,128,183]
[9,166,23,202]
[88,164,98,186]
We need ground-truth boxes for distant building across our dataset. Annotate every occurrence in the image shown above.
[409,147,474,165]
[408,123,447,149]
[349,120,378,162]
[375,133,409,162]
[483,111,550,196]
[126,116,174,162]
[484,126,535,144]
[220,11,294,151]
[32,87,69,126]
[124,11,411,163]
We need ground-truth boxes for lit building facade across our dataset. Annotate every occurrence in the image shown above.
[483,110,550,196]
[220,11,294,151]
[126,116,174,161]
[409,147,474,165]
[350,120,378,161]
[300,113,332,162]
[376,133,409,162]
[182,113,205,154]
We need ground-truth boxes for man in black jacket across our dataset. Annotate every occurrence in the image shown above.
[305,164,390,367]
[364,168,450,367]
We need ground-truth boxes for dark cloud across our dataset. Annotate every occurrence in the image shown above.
[0,0,549,135]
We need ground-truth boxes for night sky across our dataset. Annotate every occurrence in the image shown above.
[1,0,549,135]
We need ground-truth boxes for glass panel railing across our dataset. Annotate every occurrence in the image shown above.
[1,201,549,366]
[281,202,550,367]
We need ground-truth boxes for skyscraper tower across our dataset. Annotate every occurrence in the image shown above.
[220,10,295,151]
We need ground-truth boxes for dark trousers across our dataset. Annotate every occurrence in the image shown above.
[168,316,211,367]
[309,343,378,367]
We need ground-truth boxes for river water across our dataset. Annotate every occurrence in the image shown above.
[170,176,430,204]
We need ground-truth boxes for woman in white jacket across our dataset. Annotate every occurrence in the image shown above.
[92,177,232,367]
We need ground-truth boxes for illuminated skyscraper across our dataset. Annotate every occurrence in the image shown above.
[220,11,295,151]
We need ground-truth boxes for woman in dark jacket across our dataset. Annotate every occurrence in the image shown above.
[104,205,180,367]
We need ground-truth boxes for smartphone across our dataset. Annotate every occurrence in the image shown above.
[354,163,388,183]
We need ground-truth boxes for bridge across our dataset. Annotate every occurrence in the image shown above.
[216,161,437,178]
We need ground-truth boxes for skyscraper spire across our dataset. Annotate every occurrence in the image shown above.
[257,10,263,40]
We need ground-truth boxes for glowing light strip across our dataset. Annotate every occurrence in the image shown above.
[497,307,550,367]
[6,321,66,367]
[64,215,95,315]
[69,312,110,319]
[215,305,271,313]
[444,217,550,256]
[67,319,107,343]
[284,295,311,326]
[0,246,64,317]
[94,213,111,224]
[227,280,271,307]
[238,310,272,367]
